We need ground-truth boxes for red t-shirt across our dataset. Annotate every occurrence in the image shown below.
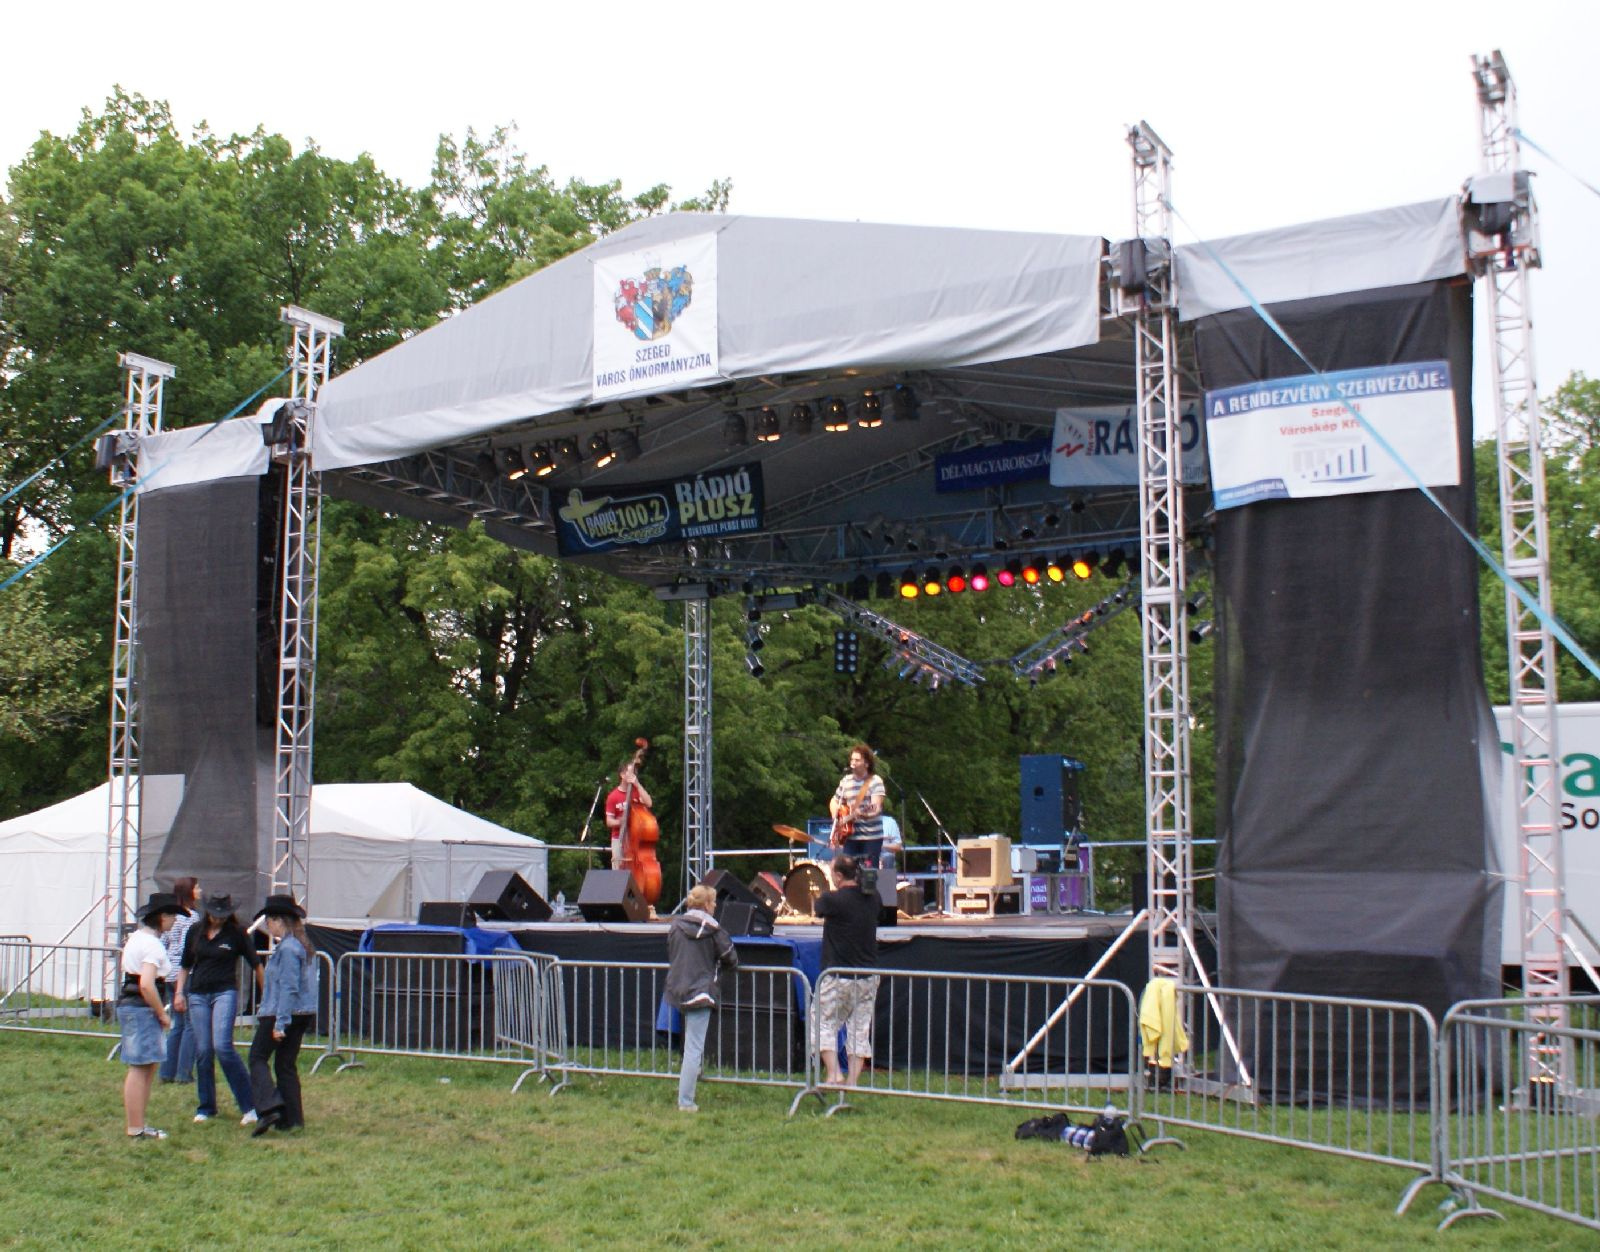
[605,785,638,833]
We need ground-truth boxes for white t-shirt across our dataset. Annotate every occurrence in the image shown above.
[122,928,171,980]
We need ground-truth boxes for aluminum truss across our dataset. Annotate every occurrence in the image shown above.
[816,590,986,688]
[270,306,343,901]
[101,353,174,955]
[1469,51,1567,1066]
[1118,122,1195,992]
[1008,581,1140,682]
[682,596,714,886]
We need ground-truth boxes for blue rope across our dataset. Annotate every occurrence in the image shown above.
[0,410,125,509]
[1512,128,1600,202]
[0,369,288,594]
[1167,196,1600,686]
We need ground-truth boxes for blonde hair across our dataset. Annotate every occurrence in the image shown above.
[685,884,717,914]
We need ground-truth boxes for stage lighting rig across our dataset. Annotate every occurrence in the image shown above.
[723,411,748,447]
[889,383,920,421]
[615,428,642,462]
[754,406,782,443]
[817,589,985,687]
[789,403,816,435]
[822,398,850,432]
[553,438,582,469]
[1008,579,1140,682]
[586,431,616,468]
[857,390,884,429]
[474,446,498,484]
[528,444,557,477]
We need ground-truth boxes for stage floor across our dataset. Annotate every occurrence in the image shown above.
[485,910,1140,944]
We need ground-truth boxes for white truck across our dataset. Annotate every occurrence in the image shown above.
[1496,702,1600,967]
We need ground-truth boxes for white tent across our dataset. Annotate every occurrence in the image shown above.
[0,781,548,950]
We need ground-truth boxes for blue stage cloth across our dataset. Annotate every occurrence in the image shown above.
[359,924,522,957]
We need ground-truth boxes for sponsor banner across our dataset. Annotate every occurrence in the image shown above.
[554,463,763,556]
[592,234,719,401]
[1049,404,1207,488]
[1204,360,1458,511]
[934,438,1051,494]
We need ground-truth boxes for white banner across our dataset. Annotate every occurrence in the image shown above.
[1203,361,1459,511]
[1049,404,1207,488]
[591,234,719,401]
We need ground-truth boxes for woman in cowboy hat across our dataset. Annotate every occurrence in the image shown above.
[177,891,262,1125]
[247,895,319,1136]
[119,891,188,1140]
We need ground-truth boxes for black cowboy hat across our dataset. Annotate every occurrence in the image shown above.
[138,891,189,923]
[253,894,306,921]
[200,891,237,919]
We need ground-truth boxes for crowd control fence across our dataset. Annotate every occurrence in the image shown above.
[1142,985,1441,1203]
[541,959,815,1098]
[318,950,557,1088]
[0,939,123,1043]
[1436,996,1600,1231]
[801,968,1142,1121]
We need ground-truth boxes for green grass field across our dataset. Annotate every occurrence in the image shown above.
[0,1030,1588,1249]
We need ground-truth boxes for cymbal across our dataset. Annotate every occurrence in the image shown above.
[772,824,811,843]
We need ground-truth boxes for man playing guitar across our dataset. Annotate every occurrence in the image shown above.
[830,744,887,868]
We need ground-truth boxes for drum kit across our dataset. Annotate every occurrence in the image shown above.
[771,824,832,919]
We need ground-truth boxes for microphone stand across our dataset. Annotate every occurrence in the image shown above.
[917,791,959,874]
[577,777,607,844]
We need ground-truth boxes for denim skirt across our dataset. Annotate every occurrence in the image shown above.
[118,1002,166,1066]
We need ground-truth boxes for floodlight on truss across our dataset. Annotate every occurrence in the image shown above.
[817,589,985,687]
[1008,579,1141,682]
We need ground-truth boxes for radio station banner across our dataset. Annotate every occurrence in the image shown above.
[1049,404,1206,488]
[934,438,1050,493]
[1203,360,1458,511]
[554,463,763,556]
[592,233,719,402]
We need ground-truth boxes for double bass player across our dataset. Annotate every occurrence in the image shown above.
[605,758,654,872]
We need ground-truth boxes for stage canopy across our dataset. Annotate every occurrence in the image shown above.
[138,199,1467,593]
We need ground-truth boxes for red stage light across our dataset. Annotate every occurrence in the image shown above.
[997,567,1017,588]
[969,565,990,592]
[1021,562,1041,585]
[946,573,967,594]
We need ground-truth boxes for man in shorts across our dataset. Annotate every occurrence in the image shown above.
[815,854,880,1087]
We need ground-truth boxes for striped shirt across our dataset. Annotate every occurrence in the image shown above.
[833,773,886,841]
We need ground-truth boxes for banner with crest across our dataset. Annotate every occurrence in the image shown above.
[591,234,720,401]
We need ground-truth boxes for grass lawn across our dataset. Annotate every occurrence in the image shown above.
[0,1030,1587,1249]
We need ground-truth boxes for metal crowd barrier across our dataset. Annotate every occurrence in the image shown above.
[801,968,1141,1120]
[319,949,555,1088]
[0,939,123,1040]
[541,959,814,1098]
[1436,996,1600,1231]
[1143,985,1439,1198]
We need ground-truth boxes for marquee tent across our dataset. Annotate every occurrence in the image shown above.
[0,781,548,955]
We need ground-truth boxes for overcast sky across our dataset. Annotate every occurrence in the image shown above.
[5,1,1595,429]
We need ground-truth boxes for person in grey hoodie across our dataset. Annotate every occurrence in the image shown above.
[664,883,738,1111]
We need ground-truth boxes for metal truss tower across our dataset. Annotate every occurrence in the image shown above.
[1470,52,1567,1055]
[270,306,343,901]
[1119,122,1195,992]
[102,353,174,953]
[682,597,714,888]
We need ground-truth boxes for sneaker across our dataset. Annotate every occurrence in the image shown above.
[129,1127,168,1140]
[677,1102,698,1113]
[240,1111,258,1126]
[193,1113,212,1123]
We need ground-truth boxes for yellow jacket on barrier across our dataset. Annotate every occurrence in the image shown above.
[1139,976,1189,1069]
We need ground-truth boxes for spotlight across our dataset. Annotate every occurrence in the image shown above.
[921,571,943,597]
[834,629,860,674]
[746,653,765,678]
[746,628,765,652]
[890,383,920,421]
[553,438,581,468]
[1042,506,1062,529]
[528,444,556,477]
[1021,560,1041,585]
[946,567,967,594]
[586,431,616,468]
[1045,558,1065,583]
[723,412,748,447]
[789,403,815,435]
[1018,517,1038,541]
[1070,497,1086,513]
[1071,553,1098,580]
[997,561,1020,588]
[857,391,883,429]
[615,429,642,462]
[875,571,893,600]
[502,447,529,481]
[969,564,990,592]
[822,398,850,432]
[898,572,919,599]
[848,573,871,600]
[1186,591,1208,614]
[1103,548,1128,578]
[475,448,498,483]
[1189,619,1215,644]
[754,406,782,443]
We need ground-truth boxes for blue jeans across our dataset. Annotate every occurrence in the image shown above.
[157,1007,195,1082]
[188,988,255,1117]
[678,1007,711,1108]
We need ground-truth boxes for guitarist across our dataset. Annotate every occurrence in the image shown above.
[829,744,887,868]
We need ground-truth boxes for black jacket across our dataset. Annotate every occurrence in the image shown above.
[664,910,738,1010]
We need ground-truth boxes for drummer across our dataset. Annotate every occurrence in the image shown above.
[830,744,887,869]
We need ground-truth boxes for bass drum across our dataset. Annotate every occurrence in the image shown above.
[783,860,830,918]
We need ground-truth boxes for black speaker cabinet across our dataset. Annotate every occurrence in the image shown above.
[468,870,552,922]
[750,872,785,915]
[703,868,775,929]
[719,900,774,938]
[1019,753,1084,844]
[578,869,648,923]
[877,869,899,926]
[417,901,475,928]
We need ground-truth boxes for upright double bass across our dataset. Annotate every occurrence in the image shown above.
[618,737,662,908]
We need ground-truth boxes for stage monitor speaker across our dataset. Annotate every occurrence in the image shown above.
[468,870,552,922]
[703,868,776,928]
[1019,754,1084,844]
[750,872,785,915]
[417,901,475,928]
[719,900,775,938]
[578,869,648,923]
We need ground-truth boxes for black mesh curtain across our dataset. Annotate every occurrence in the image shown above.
[139,475,276,913]
[1198,277,1502,1027]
